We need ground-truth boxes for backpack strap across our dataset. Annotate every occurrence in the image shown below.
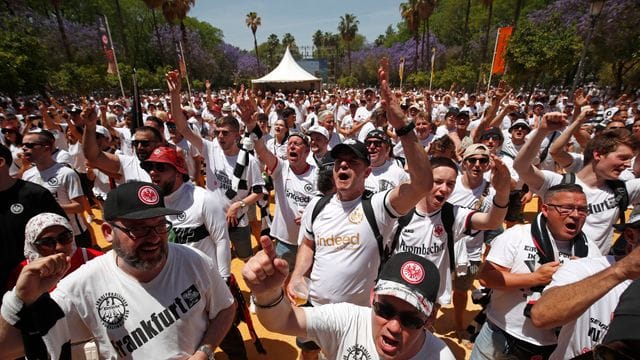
[389,208,416,261]
[361,190,383,265]
[81,247,89,263]
[441,202,456,272]
[560,172,576,184]
[311,193,334,224]
[605,179,629,225]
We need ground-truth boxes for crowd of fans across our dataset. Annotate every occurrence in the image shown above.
[1,58,640,359]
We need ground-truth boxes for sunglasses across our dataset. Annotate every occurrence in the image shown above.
[34,230,74,249]
[215,130,231,136]
[365,140,384,148]
[511,125,529,131]
[131,140,152,148]
[480,134,501,141]
[465,157,490,165]
[22,142,45,149]
[372,301,426,329]
[141,162,173,173]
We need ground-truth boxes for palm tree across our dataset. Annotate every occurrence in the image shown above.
[338,13,358,75]
[400,2,420,72]
[480,0,494,63]
[142,0,166,64]
[416,0,437,71]
[161,0,195,52]
[49,0,72,62]
[266,33,279,69]
[245,12,262,67]
[461,0,471,60]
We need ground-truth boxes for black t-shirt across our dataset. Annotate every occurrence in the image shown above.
[0,180,66,296]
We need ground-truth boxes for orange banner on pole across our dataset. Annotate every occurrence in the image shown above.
[491,26,513,75]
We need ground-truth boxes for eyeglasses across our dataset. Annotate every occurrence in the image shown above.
[22,142,45,149]
[34,230,74,250]
[141,162,173,173]
[111,220,173,239]
[131,140,152,148]
[480,134,501,141]
[465,157,490,165]
[365,140,384,148]
[372,301,426,329]
[546,204,589,217]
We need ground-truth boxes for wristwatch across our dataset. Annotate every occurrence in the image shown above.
[197,344,214,360]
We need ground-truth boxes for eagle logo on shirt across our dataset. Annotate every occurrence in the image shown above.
[47,177,59,186]
[344,344,372,360]
[348,208,364,224]
[434,224,445,238]
[96,292,129,329]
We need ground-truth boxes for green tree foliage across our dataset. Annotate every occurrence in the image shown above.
[504,17,582,89]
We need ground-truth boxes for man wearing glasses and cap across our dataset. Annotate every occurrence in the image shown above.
[0,181,236,360]
[243,237,455,359]
[364,129,408,194]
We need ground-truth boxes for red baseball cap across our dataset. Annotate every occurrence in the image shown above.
[141,146,188,175]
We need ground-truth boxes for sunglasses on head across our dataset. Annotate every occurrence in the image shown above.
[132,140,152,148]
[372,301,426,329]
[34,230,74,249]
[465,157,490,165]
[141,162,172,173]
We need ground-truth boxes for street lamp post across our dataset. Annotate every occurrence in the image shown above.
[570,0,606,98]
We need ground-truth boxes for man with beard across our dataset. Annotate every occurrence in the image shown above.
[471,184,601,359]
[83,107,162,183]
[141,146,248,359]
[0,182,236,359]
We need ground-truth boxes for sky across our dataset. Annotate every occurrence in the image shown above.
[190,1,404,54]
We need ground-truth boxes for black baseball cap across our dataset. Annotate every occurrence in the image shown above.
[365,129,391,144]
[331,139,370,165]
[374,252,440,317]
[103,181,181,221]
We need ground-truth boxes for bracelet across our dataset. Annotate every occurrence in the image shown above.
[197,344,214,360]
[492,198,509,209]
[1,290,24,326]
[395,121,416,137]
[251,290,285,309]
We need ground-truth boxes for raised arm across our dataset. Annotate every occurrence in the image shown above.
[531,245,640,329]
[167,70,203,152]
[513,112,568,191]
[469,156,510,230]
[479,260,560,290]
[243,236,308,337]
[378,58,432,215]
[549,109,593,169]
[82,106,122,175]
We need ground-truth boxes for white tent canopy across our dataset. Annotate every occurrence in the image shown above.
[251,46,321,91]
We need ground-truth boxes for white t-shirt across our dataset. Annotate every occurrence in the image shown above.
[357,122,376,142]
[300,191,400,306]
[447,176,495,261]
[305,303,455,360]
[270,160,318,245]
[201,139,265,228]
[116,154,151,183]
[365,159,409,194]
[172,138,201,181]
[547,256,631,360]
[22,162,87,236]
[536,171,640,254]
[67,142,87,173]
[265,137,289,161]
[354,106,374,123]
[394,134,434,158]
[164,182,231,279]
[392,205,475,305]
[42,244,234,359]
[486,223,600,346]
[51,148,72,166]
